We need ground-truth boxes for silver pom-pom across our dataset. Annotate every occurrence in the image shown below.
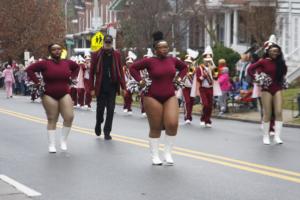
[140,78,152,94]
[127,78,152,94]
[126,79,140,93]
[254,72,272,89]
[173,77,184,90]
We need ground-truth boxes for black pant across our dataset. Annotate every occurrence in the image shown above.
[96,86,117,135]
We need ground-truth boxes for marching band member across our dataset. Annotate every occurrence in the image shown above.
[140,49,153,117]
[76,55,86,108]
[248,35,287,145]
[195,46,216,128]
[123,51,137,115]
[182,49,198,124]
[130,31,187,165]
[26,43,79,153]
[83,54,92,109]
[70,56,79,107]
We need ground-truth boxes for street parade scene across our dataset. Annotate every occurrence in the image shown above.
[0,0,300,200]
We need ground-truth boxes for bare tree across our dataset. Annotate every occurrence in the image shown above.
[0,0,65,62]
[119,0,173,52]
[240,0,277,47]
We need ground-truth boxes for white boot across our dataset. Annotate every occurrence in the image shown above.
[262,122,271,145]
[274,121,283,144]
[61,126,71,151]
[149,138,162,165]
[164,135,175,165]
[47,130,56,153]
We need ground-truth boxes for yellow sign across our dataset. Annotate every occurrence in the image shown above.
[61,49,68,59]
[91,32,104,52]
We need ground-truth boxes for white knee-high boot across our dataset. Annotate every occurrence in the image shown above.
[262,122,270,145]
[164,135,175,165]
[47,130,56,153]
[149,138,162,165]
[61,126,71,151]
[274,121,283,144]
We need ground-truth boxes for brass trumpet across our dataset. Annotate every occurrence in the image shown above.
[188,65,195,75]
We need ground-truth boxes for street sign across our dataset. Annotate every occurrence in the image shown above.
[91,32,104,52]
[61,49,68,59]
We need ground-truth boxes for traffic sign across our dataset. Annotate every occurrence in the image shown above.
[91,32,104,52]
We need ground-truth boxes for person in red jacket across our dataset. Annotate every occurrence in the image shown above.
[248,42,287,145]
[130,31,187,166]
[26,44,79,153]
[90,35,126,140]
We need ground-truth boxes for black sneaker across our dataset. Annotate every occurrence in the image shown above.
[95,124,101,136]
[104,134,112,140]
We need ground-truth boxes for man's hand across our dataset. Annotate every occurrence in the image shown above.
[139,80,146,89]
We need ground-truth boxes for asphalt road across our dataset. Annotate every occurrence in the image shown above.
[0,92,300,200]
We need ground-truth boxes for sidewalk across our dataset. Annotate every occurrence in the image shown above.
[0,180,31,200]
[211,109,300,128]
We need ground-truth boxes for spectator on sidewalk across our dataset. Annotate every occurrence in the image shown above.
[2,64,15,98]
[218,66,231,115]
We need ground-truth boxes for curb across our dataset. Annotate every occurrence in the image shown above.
[115,102,300,129]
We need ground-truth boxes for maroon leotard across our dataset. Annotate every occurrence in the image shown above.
[130,56,187,103]
[26,59,79,100]
[248,58,287,95]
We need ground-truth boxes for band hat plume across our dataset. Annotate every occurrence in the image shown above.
[185,48,199,63]
[187,48,199,59]
[264,34,278,51]
[126,50,137,64]
[144,48,154,58]
[203,46,213,56]
[78,55,85,64]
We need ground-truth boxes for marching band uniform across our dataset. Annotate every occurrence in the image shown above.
[76,60,86,108]
[83,55,92,109]
[182,55,196,124]
[122,55,135,114]
[196,46,216,127]
[140,49,153,117]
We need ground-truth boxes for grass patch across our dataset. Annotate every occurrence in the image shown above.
[283,88,299,110]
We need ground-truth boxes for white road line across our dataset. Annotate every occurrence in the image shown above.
[0,174,42,197]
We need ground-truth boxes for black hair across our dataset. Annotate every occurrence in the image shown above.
[250,53,259,64]
[47,43,62,53]
[263,44,286,83]
[152,31,166,49]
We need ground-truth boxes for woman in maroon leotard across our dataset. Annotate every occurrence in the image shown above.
[130,32,187,165]
[248,44,287,145]
[26,44,79,153]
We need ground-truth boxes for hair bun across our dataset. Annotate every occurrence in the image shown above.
[152,31,164,42]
